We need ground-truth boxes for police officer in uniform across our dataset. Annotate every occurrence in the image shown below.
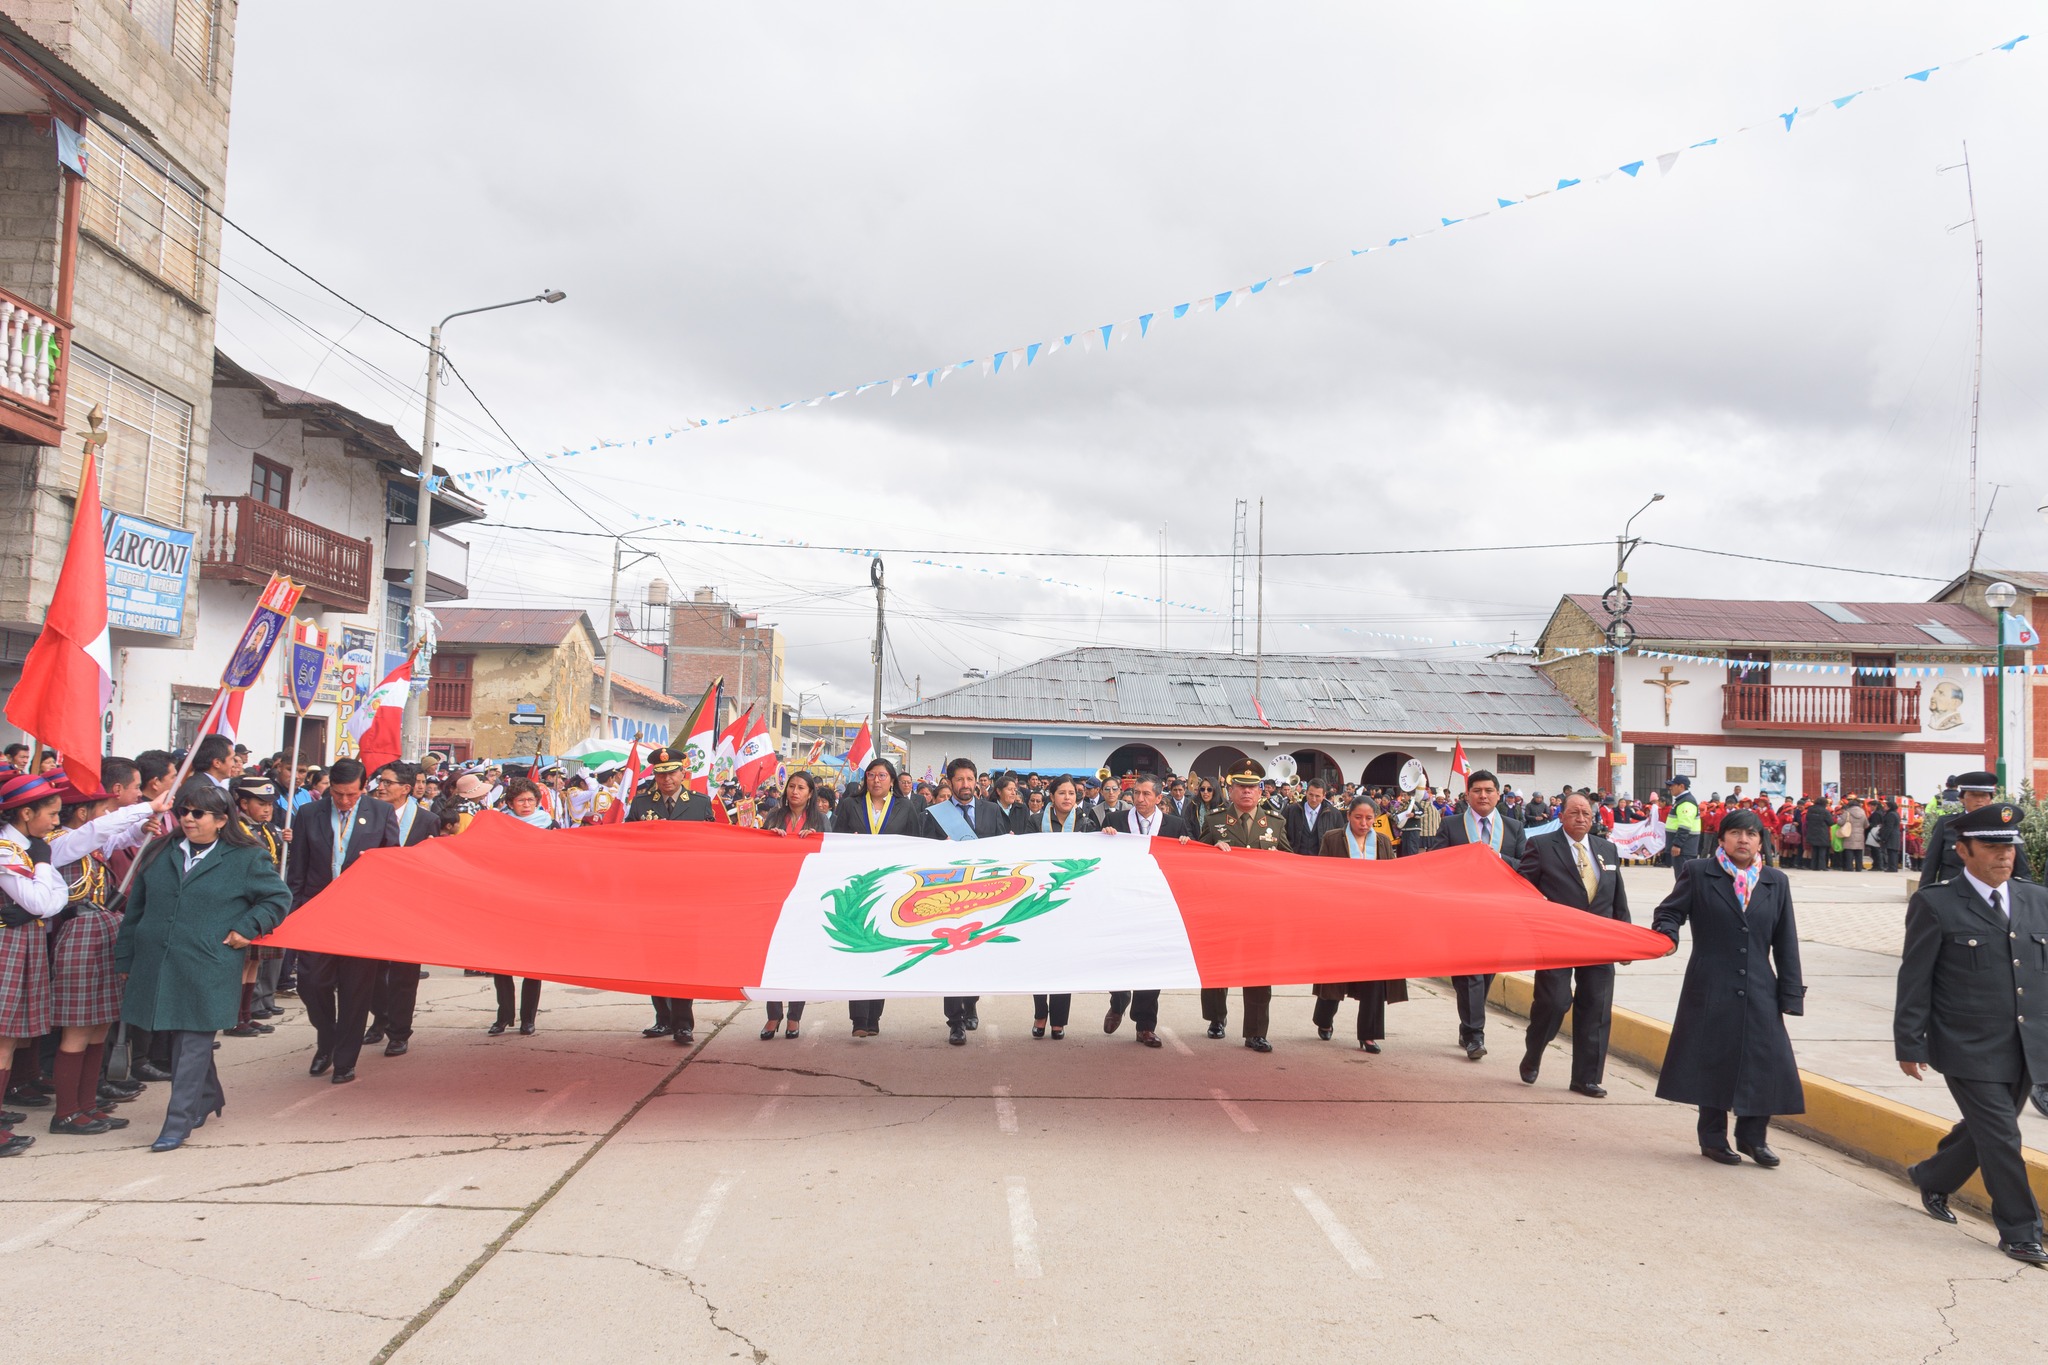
[224,776,287,1039]
[625,748,713,1043]
[1197,761,1286,1052]
[1919,772,2033,889]
[1895,802,2048,1264]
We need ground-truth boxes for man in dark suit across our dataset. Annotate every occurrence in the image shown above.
[363,761,441,1056]
[1102,776,1190,1047]
[1516,790,1632,1096]
[1895,802,2048,1264]
[1286,778,1344,857]
[1164,776,1200,829]
[1436,769,1527,1061]
[625,747,713,1044]
[285,757,402,1084]
[922,758,1012,1044]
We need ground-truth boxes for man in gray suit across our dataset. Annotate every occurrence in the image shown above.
[1895,802,2048,1264]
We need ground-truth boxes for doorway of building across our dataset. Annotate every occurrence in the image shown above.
[1359,751,1414,791]
[1633,744,1673,802]
[1104,743,1169,778]
[1289,748,1344,788]
[1190,746,1257,783]
[280,716,329,766]
[1840,751,1905,797]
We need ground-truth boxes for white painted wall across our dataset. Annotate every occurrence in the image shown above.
[1614,652,1987,746]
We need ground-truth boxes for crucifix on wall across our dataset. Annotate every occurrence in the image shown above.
[1644,664,1688,725]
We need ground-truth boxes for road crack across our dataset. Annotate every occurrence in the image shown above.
[41,1240,407,1322]
[1919,1265,2030,1364]
[509,1247,768,1360]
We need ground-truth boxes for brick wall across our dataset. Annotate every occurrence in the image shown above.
[666,592,782,729]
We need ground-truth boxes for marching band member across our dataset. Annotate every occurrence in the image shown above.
[224,776,288,1039]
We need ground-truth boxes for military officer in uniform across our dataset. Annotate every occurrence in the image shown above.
[1895,802,2048,1265]
[625,748,713,1043]
[1920,771,2033,889]
[1197,762,1286,1052]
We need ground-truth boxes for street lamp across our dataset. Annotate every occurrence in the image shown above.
[1607,493,1665,793]
[402,290,568,758]
[1985,579,2018,793]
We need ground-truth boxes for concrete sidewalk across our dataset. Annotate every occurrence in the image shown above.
[1611,865,2045,1133]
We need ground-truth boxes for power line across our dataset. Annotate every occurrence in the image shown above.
[1639,541,1948,583]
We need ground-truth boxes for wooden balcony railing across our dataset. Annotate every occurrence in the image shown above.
[1721,683,1920,733]
[199,495,373,613]
[0,287,69,447]
[426,677,472,718]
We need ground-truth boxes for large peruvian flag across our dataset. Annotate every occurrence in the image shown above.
[263,823,1672,1000]
[5,450,113,787]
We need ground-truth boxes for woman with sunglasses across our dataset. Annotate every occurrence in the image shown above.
[114,780,291,1152]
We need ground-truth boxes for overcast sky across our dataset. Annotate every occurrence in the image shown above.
[214,4,2048,718]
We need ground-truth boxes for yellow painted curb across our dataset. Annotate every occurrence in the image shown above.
[1464,972,2048,1215]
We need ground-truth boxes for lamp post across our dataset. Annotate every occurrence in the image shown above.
[1985,579,2017,793]
[1606,493,1665,794]
[402,289,567,759]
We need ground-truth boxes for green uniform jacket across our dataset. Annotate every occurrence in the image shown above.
[114,839,292,1033]
[1199,805,1289,851]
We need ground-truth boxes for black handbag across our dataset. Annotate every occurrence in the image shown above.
[104,1018,132,1083]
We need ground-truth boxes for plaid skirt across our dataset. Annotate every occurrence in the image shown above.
[0,919,53,1038]
[52,907,122,1028]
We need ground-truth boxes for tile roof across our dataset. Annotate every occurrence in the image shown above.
[893,647,1603,740]
[590,670,690,711]
[434,608,598,649]
[1561,595,1998,649]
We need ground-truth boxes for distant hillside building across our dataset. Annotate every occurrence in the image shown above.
[890,646,1605,792]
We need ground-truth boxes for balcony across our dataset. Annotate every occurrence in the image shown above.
[0,287,70,447]
[200,495,373,613]
[426,676,472,718]
[383,522,471,603]
[1721,683,1920,733]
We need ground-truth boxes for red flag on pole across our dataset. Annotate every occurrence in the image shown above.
[350,648,417,777]
[200,688,246,742]
[735,712,775,794]
[1452,740,1471,782]
[843,720,874,774]
[5,448,113,788]
[602,739,642,825]
[679,680,720,794]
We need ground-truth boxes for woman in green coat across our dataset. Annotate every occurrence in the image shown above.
[115,781,291,1152]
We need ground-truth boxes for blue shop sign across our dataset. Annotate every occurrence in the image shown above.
[102,511,194,636]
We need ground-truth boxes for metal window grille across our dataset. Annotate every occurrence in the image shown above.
[79,122,205,298]
[63,348,192,527]
[991,737,1033,761]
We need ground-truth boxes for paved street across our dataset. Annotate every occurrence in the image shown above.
[4,971,2041,1364]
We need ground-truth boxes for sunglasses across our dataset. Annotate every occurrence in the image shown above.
[173,805,220,820]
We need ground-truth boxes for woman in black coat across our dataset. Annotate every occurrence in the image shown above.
[830,759,930,1036]
[1800,801,1834,872]
[1650,809,1806,1167]
[759,772,826,1039]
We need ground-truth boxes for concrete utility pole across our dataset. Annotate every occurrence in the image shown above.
[870,557,886,753]
[401,289,566,759]
[1254,497,1265,707]
[598,538,656,741]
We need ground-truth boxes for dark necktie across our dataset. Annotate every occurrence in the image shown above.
[1991,887,2004,920]
[1480,815,1492,842]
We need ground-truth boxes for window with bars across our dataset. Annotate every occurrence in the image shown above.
[991,737,1033,761]
[127,1,218,85]
[79,122,205,298]
[1494,753,1537,776]
[63,348,192,527]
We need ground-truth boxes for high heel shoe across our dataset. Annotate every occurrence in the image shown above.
[519,1022,536,1036]
[785,1026,799,1039]
[486,1020,508,1036]
[1050,1027,1065,1040]
[149,1133,186,1153]
[1032,1020,1047,1039]
[761,1026,778,1040]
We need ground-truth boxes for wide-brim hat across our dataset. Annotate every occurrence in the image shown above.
[644,747,686,774]
[232,775,280,802]
[52,776,106,805]
[453,774,491,801]
[1950,770,1998,793]
[0,773,62,810]
[1224,762,1263,787]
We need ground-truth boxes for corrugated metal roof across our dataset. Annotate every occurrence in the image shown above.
[893,648,1603,740]
[435,608,598,649]
[1562,594,1997,649]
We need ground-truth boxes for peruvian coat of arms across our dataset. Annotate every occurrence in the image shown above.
[821,857,1100,976]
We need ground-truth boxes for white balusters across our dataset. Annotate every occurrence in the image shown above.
[0,301,16,396]
[29,318,51,402]
[0,300,61,404]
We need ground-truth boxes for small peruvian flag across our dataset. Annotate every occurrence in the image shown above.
[1451,740,1471,782]
[1251,695,1271,728]
[844,720,874,773]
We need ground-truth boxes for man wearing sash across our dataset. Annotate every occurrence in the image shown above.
[922,758,1010,1045]
[1435,769,1526,1061]
[624,748,712,1043]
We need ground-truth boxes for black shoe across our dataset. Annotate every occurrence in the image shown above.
[487,1021,508,1036]
[86,1110,130,1130]
[362,1028,386,1046]
[761,1027,778,1040]
[1701,1146,1742,1165]
[1104,1008,1124,1035]
[384,1039,409,1057]
[2033,1085,2048,1121]
[331,1069,356,1085]
[1206,1023,1226,1040]
[1736,1141,1780,1168]
[965,1015,979,1030]
[641,1024,672,1038]
[1570,1083,1608,1098]
[519,1023,536,1036]
[1317,1027,1333,1041]
[1920,1188,1957,1224]
[1138,1031,1162,1048]
[275,985,298,997]
[49,1113,113,1135]
[949,1024,967,1046]
[1519,1054,1541,1085]
[1999,1240,2048,1265]
[5,1088,51,1108]
[418,968,430,979]
[1245,1037,1272,1053]
[1050,1027,1064,1040]
[0,1133,32,1156]
[1465,1041,1487,1062]
[1,1109,23,1124]
[98,1080,143,1101]
[673,1030,694,1046]
[1360,1040,1382,1054]
[223,1023,262,1037]
[1032,1023,1046,1040]
[133,1061,173,1082]
[309,1053,333,1077]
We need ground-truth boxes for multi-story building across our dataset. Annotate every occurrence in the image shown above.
[0,2,239,737]
[1930,569,2044,796]
[665,585,784,740]
[1535,594,2001,801]
[111,352,482,757]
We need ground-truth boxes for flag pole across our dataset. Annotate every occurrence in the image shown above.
[283,699,305,834]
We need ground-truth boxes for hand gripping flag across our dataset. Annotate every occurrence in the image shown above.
[263,824,1675,1000]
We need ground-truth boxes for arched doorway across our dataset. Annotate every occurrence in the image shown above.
[1360,751,1414,791]
[1191,745,1258,784]
[1104,743,1169,778]
[1290,748,1343,789]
